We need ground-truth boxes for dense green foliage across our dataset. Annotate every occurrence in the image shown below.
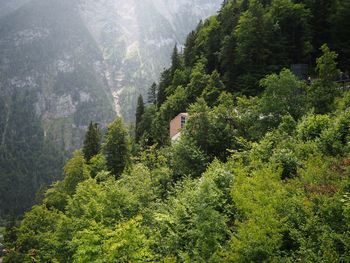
[3,0,350,261]
[0,91,65,217]
[82,122,101,162]
[0,0,115,218]
[135,95,145,143]
[103,118,131,178]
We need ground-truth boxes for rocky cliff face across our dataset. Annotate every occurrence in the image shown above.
[0,0,115,151]
[78,0,222,121]
[0,0,222,148]
[0,0,115,215]
[0,0,221,215]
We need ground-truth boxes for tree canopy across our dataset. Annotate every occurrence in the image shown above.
[4,0,350,262]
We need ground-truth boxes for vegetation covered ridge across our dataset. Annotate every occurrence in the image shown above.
[3,0,350,262]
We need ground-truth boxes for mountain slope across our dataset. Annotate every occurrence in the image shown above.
[78,0,222,121]
[0,0,221,217]
[0,0,115,216]
[5,0,350,261]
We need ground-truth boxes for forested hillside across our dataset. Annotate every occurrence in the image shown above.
[0,0,116,218]
[3,0,350,262]
[78,0,222,121]
[0,0,220,219]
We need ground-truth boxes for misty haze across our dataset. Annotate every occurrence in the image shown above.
[1,0,350,262]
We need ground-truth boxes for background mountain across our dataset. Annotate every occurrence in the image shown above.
[0,0,116,217]
[4,1,350,261]
[0,0,222,217]
[78,0,223,120]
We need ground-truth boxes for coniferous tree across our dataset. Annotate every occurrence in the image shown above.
[147,82,157,105]
[220,32,237,91]
[187,59,210,102]
[202,70,225,107]
[240,0,249,11]
[308,44,340,114]
[135,95,145,142]
[218,0,241,36]
[267,0,312,65]
[136,105,157,147]
[331,0,350,69]
[302,0,334,58]
[166,68,191,97]
[103,117,131,178]
[204,17,222,72]
[234,0,268,95]
[184,30,197,67]
[63,151,90,195]
[157,69,171,108]
[82,121,101,162]
[171,44,182,77]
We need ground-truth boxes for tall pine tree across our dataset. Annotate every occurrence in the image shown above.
[103,117,131,178]
[135,95,145,142]
[82,121,101,162]
[157,69,171,108]
[331,0,350,69]
[234,0,268,95]
[148,82,157,105]
[184,31,197,67]
[202,70,225,107]
[171,44,182,77]
[308,44,340,114]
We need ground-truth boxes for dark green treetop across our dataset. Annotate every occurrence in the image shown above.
[83,121,101,162]
[103,117,131,178]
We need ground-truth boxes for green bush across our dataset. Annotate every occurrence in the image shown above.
[297,114,331,141]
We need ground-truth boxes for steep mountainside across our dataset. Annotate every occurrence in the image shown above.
[78,0,222,121]
[0,0,115,216]
[0,0,116,150]
[5,0,350,261]
[0,0,221,216]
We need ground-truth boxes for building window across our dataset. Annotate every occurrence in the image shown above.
[181,116,186,128]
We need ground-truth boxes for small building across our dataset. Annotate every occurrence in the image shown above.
[170,113,188,141]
